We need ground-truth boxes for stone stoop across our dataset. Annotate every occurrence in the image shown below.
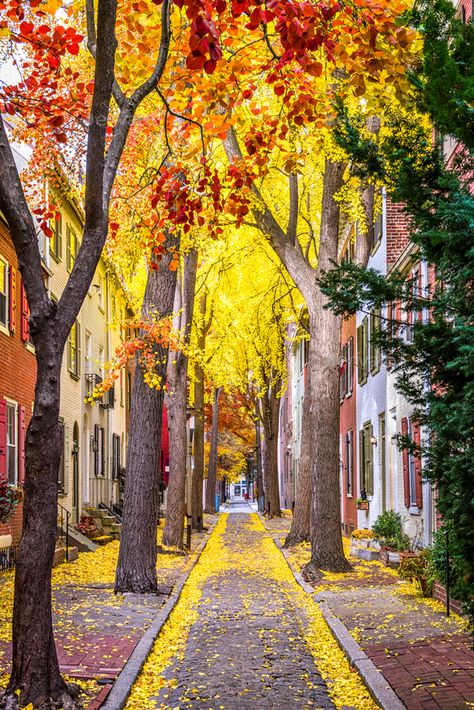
[83,507,122,539]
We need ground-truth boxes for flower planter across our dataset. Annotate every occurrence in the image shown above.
[357,501,369,511]
[380,548,401,567]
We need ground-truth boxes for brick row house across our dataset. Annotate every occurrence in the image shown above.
[0,216,36,554]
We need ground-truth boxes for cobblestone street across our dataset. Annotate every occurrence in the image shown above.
[128,509,375,710]
[156,510,334,709]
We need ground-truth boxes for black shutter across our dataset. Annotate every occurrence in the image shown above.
[94,423,99,475]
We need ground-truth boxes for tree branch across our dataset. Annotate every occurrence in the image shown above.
[287,172,298,245]
[223,127,316,299]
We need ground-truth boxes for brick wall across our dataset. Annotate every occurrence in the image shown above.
[0,219,36,546]
[432,581,463,616]
[386,200,411,268]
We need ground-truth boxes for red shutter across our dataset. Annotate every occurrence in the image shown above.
[8,265,16,333]
[401,417,410,508]
[0,398,7,478]
[20,280,29,342]
[412,421,423,509]
[18,406,26,485]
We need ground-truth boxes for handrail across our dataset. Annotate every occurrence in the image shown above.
[57,502,71,562]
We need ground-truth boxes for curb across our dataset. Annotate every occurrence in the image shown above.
[100,518,219,710]
[273,536,406,710]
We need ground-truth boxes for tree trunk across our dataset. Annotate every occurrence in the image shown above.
[261,380,282,518]
[115,248,178,593]
[6,339,78,708]
[304,159,351,578]
[204,386,221,513]
[255,417,264,512]
[192,361,205,530]
[163,251,198,548]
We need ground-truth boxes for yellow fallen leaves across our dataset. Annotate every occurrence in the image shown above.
[126,514,229,710]
[128,513,378,710]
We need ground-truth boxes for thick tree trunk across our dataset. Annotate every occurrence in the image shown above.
[192,362,205,530]
[163,251,198,548]
[261,381,282,518]
[6,341,78,708]
[304,159,351,578]
[204,386,221,513]
[115,250,177,593]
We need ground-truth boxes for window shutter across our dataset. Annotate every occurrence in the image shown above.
[100,426,105,476]
[401,417,410,508]
[67,331,72,373]
[8,265,16,333]
[357,326,363,384]
[348,337,353,394]
[18,406,26,484]
[20,281,29,342]
[412,421,423,509]
[66,225,71,272]
[0,397,7,478]
[359,429,364,492]
[94,424,99,475]
[76,321,81,377]
[367,424,374,496]
[58,421,65,492]
[57,213,63,260]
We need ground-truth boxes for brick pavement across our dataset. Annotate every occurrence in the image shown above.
[0,521,215,708]
[265,511,474,710]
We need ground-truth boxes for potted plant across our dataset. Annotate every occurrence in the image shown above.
[372,510,412,566]
[356,497,369,511]
[398,550,431,596]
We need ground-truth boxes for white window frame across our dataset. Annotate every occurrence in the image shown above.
[6,400,18,485]
[0,257,9,335]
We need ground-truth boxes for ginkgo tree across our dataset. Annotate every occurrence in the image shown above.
[149,0,417,577]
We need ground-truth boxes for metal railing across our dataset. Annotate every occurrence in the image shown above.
[57,503,70,563]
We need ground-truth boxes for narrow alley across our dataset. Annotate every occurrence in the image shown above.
[126,512,376,709]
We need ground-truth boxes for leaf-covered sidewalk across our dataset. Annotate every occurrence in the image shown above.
[127,512,377,709]
[267,513,474,709]
[0,520,216,708]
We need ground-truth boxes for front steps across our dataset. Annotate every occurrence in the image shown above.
[83,506,122,539]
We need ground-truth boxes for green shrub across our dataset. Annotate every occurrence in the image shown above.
[372,510,411,551]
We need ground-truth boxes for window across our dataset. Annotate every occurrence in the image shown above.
[67,320,81,378]
[345,430,353,496]
[66,224,79,272]
[359,421,373,496]
[340,337,354,399]
[7,402,17,484]
[50,213,63,262]
[357,317,369,385]
[58,420,65,493]
[0,258,8,329]
[370,307,381,375]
